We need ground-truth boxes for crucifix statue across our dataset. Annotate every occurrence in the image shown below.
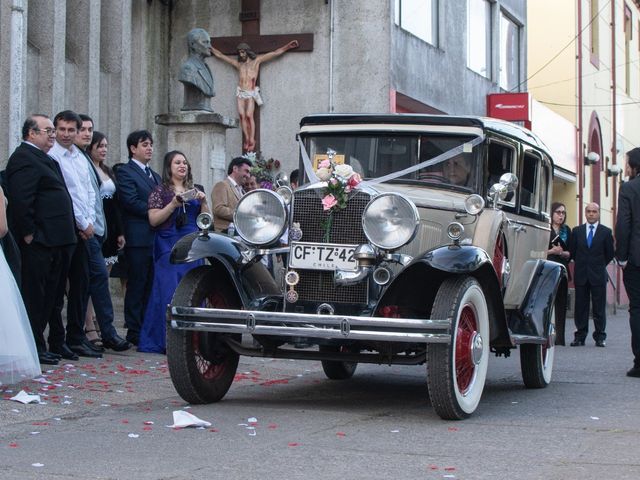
[211,40,299,152]
[211,0,313,153]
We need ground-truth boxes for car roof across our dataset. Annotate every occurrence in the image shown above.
[299,113,552,158]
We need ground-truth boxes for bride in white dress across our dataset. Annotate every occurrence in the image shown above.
[0,188,41,385]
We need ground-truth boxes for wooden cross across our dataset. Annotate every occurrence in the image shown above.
[211,0,313,153]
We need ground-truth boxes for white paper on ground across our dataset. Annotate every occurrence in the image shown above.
[9,390,41,404]
[168,410,211,428]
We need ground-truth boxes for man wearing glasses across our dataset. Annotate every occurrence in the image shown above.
[5,115,77,366]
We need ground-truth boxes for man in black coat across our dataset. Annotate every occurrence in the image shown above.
[569,202,615,347]
[615,147,640,377]
[116,130,161,346]
[5,115,77,365]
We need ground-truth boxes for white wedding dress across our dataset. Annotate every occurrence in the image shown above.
[0,243,41,385]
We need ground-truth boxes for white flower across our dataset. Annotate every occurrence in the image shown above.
[316,167,332,181]
[334,164,354,179]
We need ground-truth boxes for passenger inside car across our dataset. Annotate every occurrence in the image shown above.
[442,154,472,186]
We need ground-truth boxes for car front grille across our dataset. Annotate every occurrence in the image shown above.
[289,188,370,305]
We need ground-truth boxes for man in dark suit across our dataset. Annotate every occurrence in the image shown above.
[5,114,77,365]
[116,130,160,346]
[569,203,615,347]
[211,156,252,232]
[615,148,640,377]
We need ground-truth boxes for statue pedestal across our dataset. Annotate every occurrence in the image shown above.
[155,111,238,195]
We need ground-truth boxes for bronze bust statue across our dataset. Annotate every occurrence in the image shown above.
[179,28,215,111]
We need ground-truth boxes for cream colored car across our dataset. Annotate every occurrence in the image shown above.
[166,114,568,420]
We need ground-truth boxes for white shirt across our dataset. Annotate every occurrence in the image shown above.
[586,221,599,240]
[131,157,150,175]
[227,175,244,199]
[49,142,96,231]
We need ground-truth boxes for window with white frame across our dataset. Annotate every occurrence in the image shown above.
[499,11,520,90]
[394,0,438,46]
[467,0,492,77]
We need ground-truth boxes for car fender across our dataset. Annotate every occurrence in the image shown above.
[510,260,568,341]
[375,245,511,346]
[170,232,280,308]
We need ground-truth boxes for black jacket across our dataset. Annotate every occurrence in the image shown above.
[616,175,640,267]
[569,222,614,286]
[5,142,76,248]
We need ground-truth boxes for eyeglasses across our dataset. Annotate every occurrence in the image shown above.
[554,210,566,215]
[33,128,56,136]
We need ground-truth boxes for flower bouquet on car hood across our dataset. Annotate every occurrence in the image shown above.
[315,149,362,241]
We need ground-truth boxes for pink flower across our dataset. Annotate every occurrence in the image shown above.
[330,177,338,185]
[319,159,331,169]
[322,194,338,211]
[347,173,362,188]
[274,159,281,169]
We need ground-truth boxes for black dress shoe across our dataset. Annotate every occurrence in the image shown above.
[627,367,640,377]
[126,335,139,346]
[595,340,606,347]
[570,339,585,346]
[103,335,132,352]
[46,351,62,360]
[69,342,103,358]
[50,344,79,361]
[38,353,59,366]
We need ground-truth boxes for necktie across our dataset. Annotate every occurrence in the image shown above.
[145,166,156,184]
[587,224,594,248]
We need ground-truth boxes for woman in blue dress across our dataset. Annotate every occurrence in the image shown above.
[138,151,209,353]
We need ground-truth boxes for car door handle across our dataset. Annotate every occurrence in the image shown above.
[510,224,527,233]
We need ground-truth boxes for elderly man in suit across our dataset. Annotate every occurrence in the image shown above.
[116,130,161,346]
[5,114,77,365]
[616,147,640,377]
[569,203,615,347]
[211,156,252,232]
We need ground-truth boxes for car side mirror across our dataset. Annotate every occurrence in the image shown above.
[488,173,519,208]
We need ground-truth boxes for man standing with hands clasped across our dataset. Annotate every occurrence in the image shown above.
[569,203,615,347]
[615,147,640,377]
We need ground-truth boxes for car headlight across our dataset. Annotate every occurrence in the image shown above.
[233,189,287,246]
[362,193,419,250]
[464,194,485,215]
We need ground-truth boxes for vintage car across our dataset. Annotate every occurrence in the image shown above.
[166,114,567,420]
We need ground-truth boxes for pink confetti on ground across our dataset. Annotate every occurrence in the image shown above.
[260,378,289,386]
[8,442,19,448]
[287,442,300,447]
[267,423,278,429]
[448,427,458,432]
[444,467,456,471]
[336,432,346,437]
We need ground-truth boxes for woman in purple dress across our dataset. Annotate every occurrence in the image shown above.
[138,151,209,353]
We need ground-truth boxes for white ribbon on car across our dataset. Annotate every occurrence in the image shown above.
[297,134,485,188]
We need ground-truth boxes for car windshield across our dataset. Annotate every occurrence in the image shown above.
[305,133,482,192]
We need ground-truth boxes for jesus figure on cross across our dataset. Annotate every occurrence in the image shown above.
[211,40,299,152]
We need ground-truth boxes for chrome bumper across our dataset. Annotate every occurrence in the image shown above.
[168,307,451,343]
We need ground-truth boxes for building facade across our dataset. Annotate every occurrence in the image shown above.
[0,0,528,192]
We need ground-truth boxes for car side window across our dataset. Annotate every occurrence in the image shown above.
[487,140,516,206]
[520,151,541,212]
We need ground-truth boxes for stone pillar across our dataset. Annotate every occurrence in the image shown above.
[8,0,27,152]
[155,112,238,196]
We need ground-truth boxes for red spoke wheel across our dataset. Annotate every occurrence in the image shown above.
[427,276,489,420]
[167,266,240,404]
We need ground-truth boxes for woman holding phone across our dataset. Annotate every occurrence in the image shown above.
[547,201,571,270]
[138,150,209,353]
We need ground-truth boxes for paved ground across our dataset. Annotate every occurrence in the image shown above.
[1,297,639,479]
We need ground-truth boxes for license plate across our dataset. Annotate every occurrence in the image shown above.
[289,242,357,271]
